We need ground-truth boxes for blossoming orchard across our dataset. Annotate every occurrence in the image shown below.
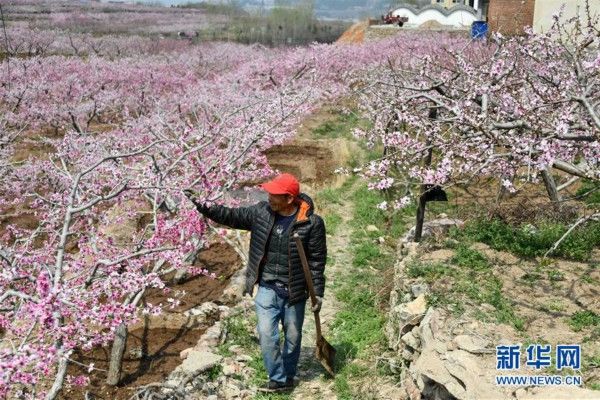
[0,1,599,399]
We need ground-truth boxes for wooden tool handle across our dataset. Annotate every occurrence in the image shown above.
[293,233,323,338]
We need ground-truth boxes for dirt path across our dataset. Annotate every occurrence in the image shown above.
[291,180,358,400]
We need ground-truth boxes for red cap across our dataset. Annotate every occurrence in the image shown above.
[260,173,300,197]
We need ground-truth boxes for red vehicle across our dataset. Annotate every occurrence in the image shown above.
[382,11,409,26]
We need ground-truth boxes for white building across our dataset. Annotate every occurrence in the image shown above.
[391,3,480,29]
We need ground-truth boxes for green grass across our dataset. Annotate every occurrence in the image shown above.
[581,274,599,284]
[317,187,344,205]
[575,179,600,205]
[568,310,600,332]
[407,260,452,281]
[206,364,223,381]
[352,242,384,268]
[539,299,566,313]
[449,218,600,261]
[583,355,600,391]
[586,354,600,368]
[451,245,490,271]
[254,391,292,400]
[546,269,565,281]
[217,315,257,357]
[311,109,368,140]
[407,245,524,330]
[323,212,342,236]
[329,180,412,398]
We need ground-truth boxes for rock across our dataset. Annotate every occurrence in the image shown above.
[403,374,421,400]
[515,386,600,399]
[400,294,427,320]
[180,347,193,360]
[402,348,415,361]
[223,382,241,399]
[366,225,379,232]
[241,366,254,379]
[184,301,220,318]
[386,294,428,351]
[378,236,385,244]
[401,330,420,349]
[206,396,218,400]
[452,335,491,354]
[164,378,180,388]
[196,322,224,348]
[235,354,253,362]
[515,388,528,399]
[228,345,243,355]
[177,351,222,375]
[203,382,218,393]
[378,382,409,400]
[223,362,241,376]
[218,305,232,319]
[403,218,464,242]
[411,283,429,298]
[407,308,513,400]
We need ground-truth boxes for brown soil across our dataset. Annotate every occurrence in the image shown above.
[447,175,586,225]
[264,102,362,195]
[336,20,368,44]
[59,242,240,400]
[265,141,336,186]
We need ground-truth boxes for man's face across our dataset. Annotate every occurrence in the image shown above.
[268,193,294,213]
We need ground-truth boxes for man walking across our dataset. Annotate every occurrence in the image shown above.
[185,173,326,392]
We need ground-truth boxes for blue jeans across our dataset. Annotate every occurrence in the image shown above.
[254,285,307,383]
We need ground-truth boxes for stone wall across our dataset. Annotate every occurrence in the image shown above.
[385,218,600,400]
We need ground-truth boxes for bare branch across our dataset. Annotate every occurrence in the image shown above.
[84,246,176,288]
[573,95,600,130]
[70,182,128,214]
[552,160,590,178]
[557,176,579,192]
[544,212,600,258]
[0,290,38,304]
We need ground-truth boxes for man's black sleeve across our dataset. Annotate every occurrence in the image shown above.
[194,202,256,231]
[307,215,327,297]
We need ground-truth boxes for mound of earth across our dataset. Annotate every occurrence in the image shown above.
[336,20,369,44]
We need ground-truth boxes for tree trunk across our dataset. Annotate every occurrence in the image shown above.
[414,108,436,242]
[106,323,127,386]
[46,353,68,400]
[414,146,434,242]
[541,168,561,208]
[414,191,428,242]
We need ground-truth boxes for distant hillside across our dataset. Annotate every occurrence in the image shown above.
[148,0,432,20]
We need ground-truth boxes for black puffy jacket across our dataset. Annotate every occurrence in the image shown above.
[194,193,326,305]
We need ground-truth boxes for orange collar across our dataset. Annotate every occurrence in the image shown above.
[295,199,311,222]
